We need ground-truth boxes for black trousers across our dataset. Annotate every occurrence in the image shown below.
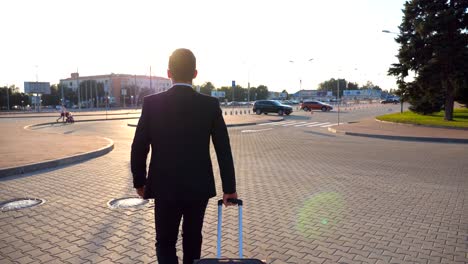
[155,199,209,264]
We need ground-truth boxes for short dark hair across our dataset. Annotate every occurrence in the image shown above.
[168,48,196,82]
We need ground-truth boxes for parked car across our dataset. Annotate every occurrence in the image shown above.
[300,101,333,112]
[227,101,242,106]
[380,98,399,104]
[253,100,293,116]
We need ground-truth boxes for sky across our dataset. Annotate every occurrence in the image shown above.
[0,0,407,93]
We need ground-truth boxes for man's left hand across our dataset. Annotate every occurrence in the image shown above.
[136,186,145,198]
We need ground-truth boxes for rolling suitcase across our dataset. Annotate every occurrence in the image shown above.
[194,199,265,264]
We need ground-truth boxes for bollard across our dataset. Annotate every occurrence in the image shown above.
[230,111,233,115]
[225,111,227,116]
[235,111,238,115]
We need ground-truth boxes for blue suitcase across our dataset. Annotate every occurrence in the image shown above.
[194,199,265,263]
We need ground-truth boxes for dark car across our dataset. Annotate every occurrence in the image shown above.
[380,98,399,104]
[253,100,293,116]
[300,101,333,112]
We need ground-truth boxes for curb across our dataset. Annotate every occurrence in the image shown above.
[0,112,140,119]
[0,137,114,178]
[127,118,285,128]
[327,127,468,144]
[25,116,140,129]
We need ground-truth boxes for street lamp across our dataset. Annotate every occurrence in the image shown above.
[382,30,398,34]
[289,58,314,93]
[382,29,405,113]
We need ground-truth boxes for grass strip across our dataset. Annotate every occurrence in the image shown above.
[376,108,468,128]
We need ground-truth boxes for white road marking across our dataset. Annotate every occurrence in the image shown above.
[268,121,298,126]
[283,121,307,126]
[307,122,330,127]
[295,122,319,127]
[258,121,289,126]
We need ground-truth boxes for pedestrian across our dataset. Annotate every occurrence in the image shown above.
[131,48,238,264]
[56,105,67,122]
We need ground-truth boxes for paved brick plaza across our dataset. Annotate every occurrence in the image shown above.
[1,118,467,263]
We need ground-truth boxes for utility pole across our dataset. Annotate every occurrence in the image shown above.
[95,81,98,109]
[5,85,10,111]
[85,80,88,108]
[337,79,341,125]
[150,66,153,94]
[90,81,93,109]
[134,74,137,107]
[77,69,81,110]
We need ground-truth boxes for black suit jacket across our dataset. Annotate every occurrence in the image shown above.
[131,85,236,200]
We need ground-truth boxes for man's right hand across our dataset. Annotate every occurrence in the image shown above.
[136,186,145,198]
[223,192,238,207]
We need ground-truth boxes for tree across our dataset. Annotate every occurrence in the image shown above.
[318,78,348,96]
[200,82,215,96]
[347,82,359,90]
[388,0,468,119]
[361,81,382,91]
[0,85,30,110]
[281,89,290,100]
[63,86,78,106]
[41,84,60,106]
[455,78,468,106]
[255,85,269,100]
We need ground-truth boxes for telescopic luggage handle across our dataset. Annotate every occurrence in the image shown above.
[217,199,243,259]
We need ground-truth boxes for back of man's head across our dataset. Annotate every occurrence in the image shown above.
[168,48,196,83]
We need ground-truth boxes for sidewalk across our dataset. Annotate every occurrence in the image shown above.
[0,109,140,118]
[0,114,282,177]
[127,114,283,127]
[329,118,468,143]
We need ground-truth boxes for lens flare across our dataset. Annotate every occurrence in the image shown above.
[296,192,345,239]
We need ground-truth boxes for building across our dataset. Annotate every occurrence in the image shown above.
[59,73,172,106]
[342,89,382,100]
[292,89,333,101]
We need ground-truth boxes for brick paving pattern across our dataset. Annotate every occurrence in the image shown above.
[1,119,467,263]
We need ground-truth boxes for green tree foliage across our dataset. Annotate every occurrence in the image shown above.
[360,81,382,91]
[281,89,290,100]
[255,85,269,100]
[41,84,61,106]
[200,82,215,95]
[318,78,348,96]
[347,82,359,90]
[216,86,232,101]
[0,85,30,110]
[63,85,79,106]
[388,0,468,119]
[213,84,269,101]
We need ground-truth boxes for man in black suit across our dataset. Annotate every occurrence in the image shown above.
[131,48,238,264]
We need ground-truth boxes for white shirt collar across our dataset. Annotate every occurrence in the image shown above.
[172,83,193,88]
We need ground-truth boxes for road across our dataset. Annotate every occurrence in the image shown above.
[1,104,467,264]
